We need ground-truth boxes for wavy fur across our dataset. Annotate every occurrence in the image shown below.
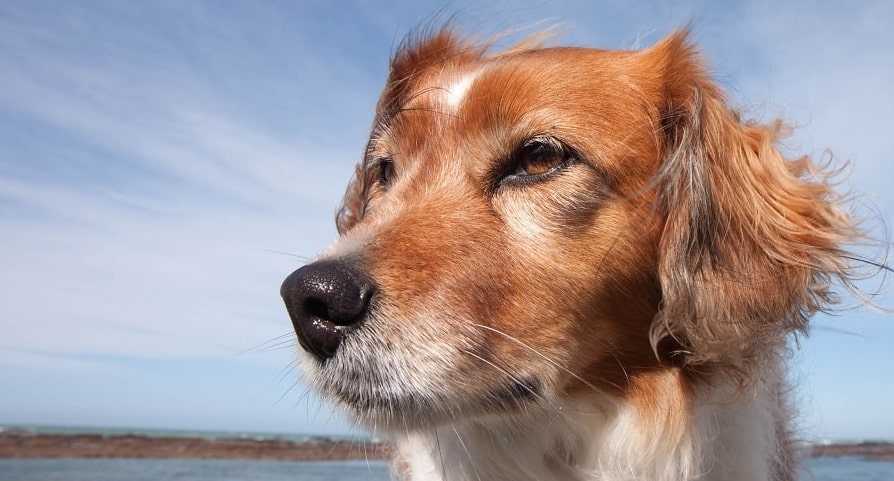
[283,26,880,481]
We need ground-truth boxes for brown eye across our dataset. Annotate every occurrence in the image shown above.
[501,138,571,185]
[378,158,395,188]
[517,140,564,175]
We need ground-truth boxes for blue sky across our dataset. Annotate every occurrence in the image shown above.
[0,1,891,439]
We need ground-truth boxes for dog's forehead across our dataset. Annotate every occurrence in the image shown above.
[378,47,656,170]
[401,47,634,114]
[393,60,485,117]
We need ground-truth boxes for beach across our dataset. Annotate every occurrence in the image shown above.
[3,431,894,481]
[809,442,894,461]
[0,430,389,461]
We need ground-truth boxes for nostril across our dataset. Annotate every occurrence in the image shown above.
[300,294,371,328]
[281,260,374,361]
[303,297,329,322]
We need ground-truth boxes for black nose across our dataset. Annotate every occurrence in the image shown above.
[280,260,373,361]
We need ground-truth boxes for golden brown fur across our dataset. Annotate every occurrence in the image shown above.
[283,26,871,481]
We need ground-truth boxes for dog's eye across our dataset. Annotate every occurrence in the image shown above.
[378,158,395,188]
[502,138,570,185]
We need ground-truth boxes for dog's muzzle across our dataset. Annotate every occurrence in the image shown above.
[280,260,374,361]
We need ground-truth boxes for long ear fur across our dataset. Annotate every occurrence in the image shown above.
[648,32,858,375]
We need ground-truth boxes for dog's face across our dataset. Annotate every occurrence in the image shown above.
[281,30,852,430]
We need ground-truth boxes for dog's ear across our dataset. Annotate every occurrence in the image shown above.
[646,32,856,373]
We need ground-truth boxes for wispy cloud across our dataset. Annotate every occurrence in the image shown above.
[0,3,357,366]
[733,2,894,184]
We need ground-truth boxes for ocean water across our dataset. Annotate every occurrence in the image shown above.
[2,427,892,480]
[1,457,893,481]
[806,456,894,481]
[0,459,391,481]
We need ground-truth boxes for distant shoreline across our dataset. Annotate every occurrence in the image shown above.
[809,441,894,461]
[0,431,389,461]
[2,431,893,462]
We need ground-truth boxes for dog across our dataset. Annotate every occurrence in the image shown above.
[281,27,863,481]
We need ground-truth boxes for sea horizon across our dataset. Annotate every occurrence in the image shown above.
[2,422,889,447]
[4,424,894,481]
[0,423,381,443]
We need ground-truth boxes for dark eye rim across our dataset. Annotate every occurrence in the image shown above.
[497,136,576,187]
[375,156,395,188]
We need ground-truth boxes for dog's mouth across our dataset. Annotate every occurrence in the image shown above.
[311,351,548,429]
[283,260,558,429]
[343,383,545,429]
[491,377,543,406]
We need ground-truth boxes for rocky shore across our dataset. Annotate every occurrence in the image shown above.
[808,441,894,461]
[2,430,892,462]
[0,431,389,461]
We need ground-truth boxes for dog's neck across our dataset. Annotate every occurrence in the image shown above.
[393,369,793,481]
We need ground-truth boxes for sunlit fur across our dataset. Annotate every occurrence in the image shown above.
[300,27,864,481]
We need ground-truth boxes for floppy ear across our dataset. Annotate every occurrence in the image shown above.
[647,32,856,373]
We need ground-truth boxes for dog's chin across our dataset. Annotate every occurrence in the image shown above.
[316,371,546,432]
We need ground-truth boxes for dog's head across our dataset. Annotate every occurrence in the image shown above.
[281,28,856,430]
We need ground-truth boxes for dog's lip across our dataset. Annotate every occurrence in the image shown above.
[492,377,542,405]
[322,373,544,421]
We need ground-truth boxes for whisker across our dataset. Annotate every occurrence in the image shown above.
[262,248,313,261]
[274,358,301,387]
[234,332,296,357]
[380,86,461,126]
[464,349,554,407]
[811,324,866,338]
[607,350,631,384]
[452,426,483,481]
[273,381,300,407]
[435,430,448,480]
[470,323,604,394]
[292,386,312,412]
